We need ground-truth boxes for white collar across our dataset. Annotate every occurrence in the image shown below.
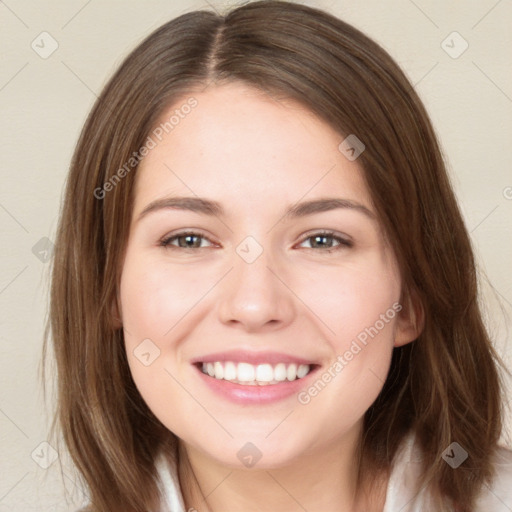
[155,433,512,512]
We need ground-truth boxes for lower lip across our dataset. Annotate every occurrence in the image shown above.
[194,365,319,404]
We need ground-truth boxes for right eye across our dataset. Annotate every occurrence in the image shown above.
[159,231,215,250]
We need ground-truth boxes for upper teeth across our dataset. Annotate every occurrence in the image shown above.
[201,361,311,385]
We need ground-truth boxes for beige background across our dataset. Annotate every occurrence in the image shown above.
[1,0,511,510]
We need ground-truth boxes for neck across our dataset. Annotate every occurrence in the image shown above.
[177,425,388,512]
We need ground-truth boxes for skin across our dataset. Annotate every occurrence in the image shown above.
[118,82,420,512]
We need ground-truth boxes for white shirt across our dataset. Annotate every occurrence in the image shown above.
[155,435,512,511]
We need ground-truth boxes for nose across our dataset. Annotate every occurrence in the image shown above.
[216,245,296,332]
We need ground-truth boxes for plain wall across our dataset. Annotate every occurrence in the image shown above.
[1,0,511,510]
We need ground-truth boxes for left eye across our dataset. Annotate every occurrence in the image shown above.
[160,231,352,252]
[298,231,352,252]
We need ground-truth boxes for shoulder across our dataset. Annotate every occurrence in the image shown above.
[474,444,512,510]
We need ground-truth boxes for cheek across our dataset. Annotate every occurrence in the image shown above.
[119,253,202,434]
[293,255,400,409]
[118,248,226,401]
[119,252,207,341]
[299,253,401,348]
[119,253,182,383]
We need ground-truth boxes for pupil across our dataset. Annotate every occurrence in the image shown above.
[182,235,198,247]
[314,235,330,248]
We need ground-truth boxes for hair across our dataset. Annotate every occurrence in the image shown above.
[43,1,506,511]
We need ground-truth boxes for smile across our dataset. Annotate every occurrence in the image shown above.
[200,361,312,385]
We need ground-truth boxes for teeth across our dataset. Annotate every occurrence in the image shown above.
[214,362,224,380]
[237,362,255,382]
[201,361,312,385]
[274,363,287,381]
[297,364,309,379]
[286,363,297,381]
[224,361,237,380]
[255,364,273,381]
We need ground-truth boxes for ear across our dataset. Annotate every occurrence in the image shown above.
[110,292,123,330]
[394,288,424,347]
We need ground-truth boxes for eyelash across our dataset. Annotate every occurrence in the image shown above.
[159,230,353,253]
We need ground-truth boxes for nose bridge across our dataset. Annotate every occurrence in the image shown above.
[235,238,274,291]
[216,235,294,330]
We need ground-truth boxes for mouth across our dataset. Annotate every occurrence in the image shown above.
[196,361,314,386]
[191,350,321,404]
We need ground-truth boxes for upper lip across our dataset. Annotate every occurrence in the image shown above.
[190,350,319,366]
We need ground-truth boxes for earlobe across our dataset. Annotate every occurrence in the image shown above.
[394,289,424,347]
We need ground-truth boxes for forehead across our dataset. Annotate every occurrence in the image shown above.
[133,82,373,215]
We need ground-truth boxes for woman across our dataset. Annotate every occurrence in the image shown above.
[44,1,511,511]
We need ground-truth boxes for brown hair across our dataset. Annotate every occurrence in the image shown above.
[43,1,506,510]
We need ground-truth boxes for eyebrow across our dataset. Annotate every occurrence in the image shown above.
[137,196,376,222]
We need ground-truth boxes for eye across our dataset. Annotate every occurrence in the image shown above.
[158,230,352,252]
[159,231,214,250]
[297,231,353,253]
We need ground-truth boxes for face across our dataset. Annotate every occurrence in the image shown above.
[118,82,415,469]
